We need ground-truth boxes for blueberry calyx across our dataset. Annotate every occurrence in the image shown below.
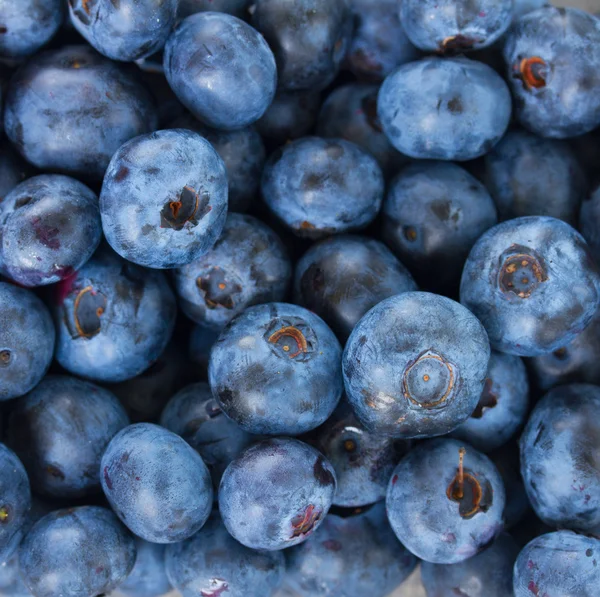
[196,267,242,310]
[498,248,547,299]
[160,186,211,231]
[0,505,10,523]
[265,317,317,361]
[515,56,549,90]
[403,349,457,410]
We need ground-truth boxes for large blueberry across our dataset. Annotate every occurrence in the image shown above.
[219,438,336,550]
[209,303,343,436]
[100,129,228,269]
[343,292,490,439]
[460,216,600,356]
[117,538,172,597]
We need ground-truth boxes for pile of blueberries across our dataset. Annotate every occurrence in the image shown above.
[2,0,600,596]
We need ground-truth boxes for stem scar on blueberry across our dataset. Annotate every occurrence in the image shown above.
[499,250,547,298]
[196,267,242,310]
[402,350,456,410]
[73,286,107,339]
[514,56,548,90]
[268,326,308,358]
[160,186,211,231]
[0,505,10,523]
[404,226,417,242]
[343,439,357,452]
[0,350,10,367]
[290,504,321,539]
[440,35,479,53]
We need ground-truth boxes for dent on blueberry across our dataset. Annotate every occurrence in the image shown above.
[265,317,317,361]
[160,186,211,231]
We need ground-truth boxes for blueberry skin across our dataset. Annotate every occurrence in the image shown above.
[209,303,343,436]
[69,0,178,62]
[19,506,136,597]
[460,216,600,356]
[163,13,277,130]
[580,184,600,264]
[451,351,529,453]
[0,552,31,597]
[0,444,31,562]
[504,7,600,139]
[165,512,285,597]
[520,384,600,534]
[382,162,498,293]
[0,175,102,287]
[174,214,291,329]
[4,46,158,180]
[286,503,417,597]
[160,382,254,490]
[178,0,251,19]
[0,0,64,59]
[100,129,228,269]
[294,234,417,342]
[377,57,511,161]
[51,247,176,383]
[513,0,549,21]
[484,130,587,225]
[117,538,172,597]
[7,375,129,499]
[0,282,55,402]
[261,137,384,239]
[387,438,505,564]
[513,531,600,597]
[251,0,352,91]
[343,292,490,439]
[101,423,213,543]
[219,438,336,551]
[0,145,28,202]
[421,532,519,597]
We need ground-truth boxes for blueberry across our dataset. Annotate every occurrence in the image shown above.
[513,531,600,597]
[178,0,251,19]
[377,57,511,161]
[209,303,342,436]
[174,213,291,329]
[285,503,417,597]
[19,506,136,597]
[4,46,158,180]
[117,538,172,597]
[387,438,505,564]
[460,216,600,356]
[163,13,277,130]
[251,0,352,91]
[165,512,285,597]
[293,234,417,341]
[0,175,102,287]
[382,162,498,293]
[0,282,55,402]
[343,292,490,439]
[100,129,228,269]
[580,183,600,264]
[520,384,600,534]
[219,438,336,550]
[51,247,176,383]
[0,551,31,597]
[485,130,587,225]
[261,137,384,239]
[7,375,129,499]
[513,0,549,21]
[69,0,178,62]
[101,423,213,543]
[451,351,529,453]
[189,324,220,379]
[504,7,600,139]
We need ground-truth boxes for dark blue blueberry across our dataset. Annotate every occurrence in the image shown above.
[0,444,30,562]
[178,0,251,19]
[382,162,497,293]
[0,552,31,597]
[174,214,291,329]
[261,137,384,239]
[343,292,490,439]
[387,438,505,564]
[101,423,213,543]
[0,0,64,59]
[451,351,529,453]
[160,382,254,490]
[209,303,342,436]
[4,46,158,180]
[189,324,220,379]
[69,0,178,62]
[421,532,519,597]
[520,384,600,534]
[513,531,600,597]
[6,375,129,499]
[460,216,600,356]
[286,503,417,597]
[117,538,172,597]
[377,57,511,161]
[293,234,417,341]
[251,0,352,91]
[0,175,102,287]
[51,247,176,383]
[0,145,29,202]
[218,438,336,550]
[100,129,228,269]
[163,13,277,130]
[580,183,600,264]
[400,0,512,53]
[0,282,55,402]
[503,7,600,138]
[166,512,285,597]
[485,130,587,225]
[19,506,136,597]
